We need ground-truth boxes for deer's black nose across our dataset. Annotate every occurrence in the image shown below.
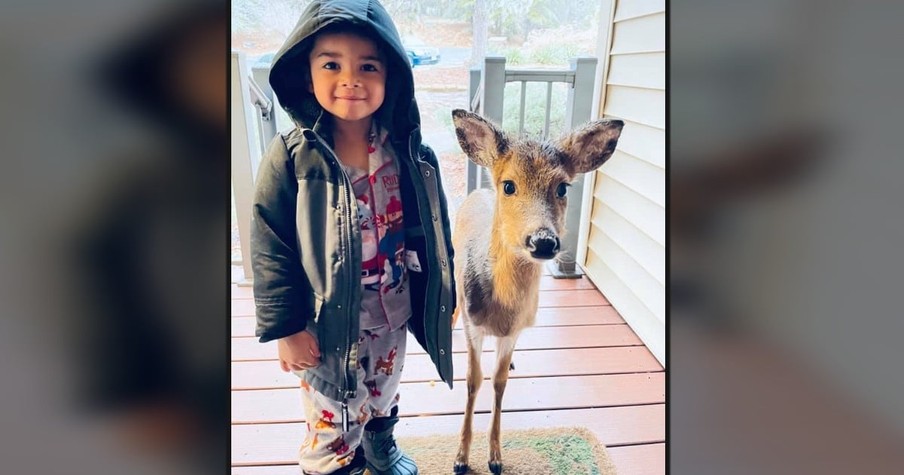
[526,229,560,260]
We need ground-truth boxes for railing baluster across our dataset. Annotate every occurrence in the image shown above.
[551,57,598,278]
[480,57,506,189]
[544,82,553,139]
[518,81,526,136]
[468,68,482,194]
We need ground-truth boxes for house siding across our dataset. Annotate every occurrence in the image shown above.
[583,0,666,365]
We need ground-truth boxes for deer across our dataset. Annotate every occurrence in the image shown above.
[449,109,623,474]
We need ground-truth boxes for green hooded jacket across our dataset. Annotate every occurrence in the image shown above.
[250,0,455,403]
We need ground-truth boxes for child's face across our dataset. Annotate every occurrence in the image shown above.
[308,32,387,125]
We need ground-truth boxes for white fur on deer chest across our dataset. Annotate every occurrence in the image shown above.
[454,189,541,338]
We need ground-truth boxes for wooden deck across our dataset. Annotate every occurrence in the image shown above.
[231,274,665,474]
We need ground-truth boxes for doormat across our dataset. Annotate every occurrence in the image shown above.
[389,426,617,474]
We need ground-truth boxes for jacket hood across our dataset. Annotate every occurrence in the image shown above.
[268,0,420,141]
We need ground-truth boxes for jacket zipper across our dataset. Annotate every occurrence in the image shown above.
[340,159,355,418]
[304,128,358,417]
[408,132,447,381]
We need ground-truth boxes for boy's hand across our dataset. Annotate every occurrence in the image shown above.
[277,330,321,372]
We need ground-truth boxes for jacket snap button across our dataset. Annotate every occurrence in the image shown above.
[440,306,446,312]
[424,170,431,177]
[337,304,342,309]
[441,259,446,267]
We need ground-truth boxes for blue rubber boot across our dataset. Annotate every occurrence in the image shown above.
[361,407,418,475]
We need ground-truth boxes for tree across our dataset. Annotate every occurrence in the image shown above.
[381,0,423,22]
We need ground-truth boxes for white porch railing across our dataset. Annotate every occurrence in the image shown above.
[231,52,293,286]
[468,56,599,278]
[231,52,259,286]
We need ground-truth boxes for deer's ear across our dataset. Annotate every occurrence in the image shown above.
[452,109,509,168]
[558,119,624,174]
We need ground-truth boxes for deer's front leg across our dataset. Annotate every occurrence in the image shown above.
[455,325,484,474]
[488,335,517,474]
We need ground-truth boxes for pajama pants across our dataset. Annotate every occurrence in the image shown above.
[296,323,407,474]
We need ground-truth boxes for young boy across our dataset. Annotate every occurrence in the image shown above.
[250,1,455,474]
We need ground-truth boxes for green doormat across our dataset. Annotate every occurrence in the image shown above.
[388,427,617,475]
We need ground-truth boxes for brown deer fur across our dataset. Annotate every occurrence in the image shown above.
[450,109,623,474]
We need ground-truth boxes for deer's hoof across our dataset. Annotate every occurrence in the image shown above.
[453,462,469,474]
[488,460,503,474]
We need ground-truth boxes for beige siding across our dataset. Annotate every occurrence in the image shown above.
[610,12,665,55]
[602,150,665,207]
[585,249,665,363]
[613,0,666,22]
[607,53,666,89]
[587,227,664,321]
[593,175,664,253]
[590,204,664,285]
[604,85,665,129]
[610,119,664,168]
[583,0,665,365]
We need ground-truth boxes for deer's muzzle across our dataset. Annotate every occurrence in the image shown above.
[525,228,560,260]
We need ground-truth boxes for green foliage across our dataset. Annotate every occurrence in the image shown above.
[487,0,527,37]
[422,0,475,19]
[493,39,587,67]
[529,46,558,66]
[382,0,426,22]
[495,47,526,65]
[501,82,569,140]
[492,0,601,38]
[530,43,583,66]
[435,107,455,130]
[395,0,601,38]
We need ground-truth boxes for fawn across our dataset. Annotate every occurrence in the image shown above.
[449,109,623,474]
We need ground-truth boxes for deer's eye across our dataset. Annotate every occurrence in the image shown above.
[502,180,516,195]
[556,183,569,198]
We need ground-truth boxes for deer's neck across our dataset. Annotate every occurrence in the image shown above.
[488,231,542,310]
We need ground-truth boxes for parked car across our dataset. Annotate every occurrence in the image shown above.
[403,36,440,67]
[251,52,275,69]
